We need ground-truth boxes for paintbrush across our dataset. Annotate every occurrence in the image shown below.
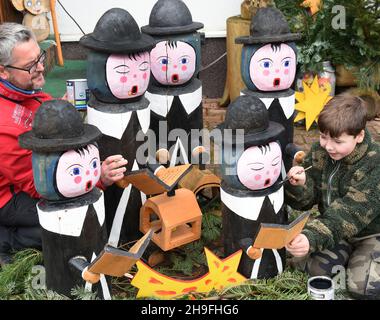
[279,165,313,186]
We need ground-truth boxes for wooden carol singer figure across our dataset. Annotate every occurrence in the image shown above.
[18,100,110,298]
[236,7,302,171]
[218,95,287,279]
[80,8,156,247]
[141,0,207,166]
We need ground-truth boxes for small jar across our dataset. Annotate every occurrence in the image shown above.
[318,61,336,96]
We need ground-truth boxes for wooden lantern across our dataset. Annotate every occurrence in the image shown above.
[140,188,202,251]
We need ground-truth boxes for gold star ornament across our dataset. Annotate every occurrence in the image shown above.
[301,0,322,15]
[131,248,246,299]
[294,76,332,131]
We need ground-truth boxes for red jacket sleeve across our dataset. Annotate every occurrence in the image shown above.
[0,128,39,198]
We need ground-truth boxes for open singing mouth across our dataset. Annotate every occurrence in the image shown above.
[264,178,271,187]
[130,85,138,95]
[273,78,281,86]
[86,181,93,191]
[171,74,179,83]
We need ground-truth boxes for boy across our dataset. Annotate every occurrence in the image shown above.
[285,93,380,299]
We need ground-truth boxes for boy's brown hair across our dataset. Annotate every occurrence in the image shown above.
[318,93,368,138]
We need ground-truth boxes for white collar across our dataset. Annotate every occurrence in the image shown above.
[87,105,150,140]
[146,86,202,117]
[37,191,105,237]
[240,91,295,120]
[220,186,284,221]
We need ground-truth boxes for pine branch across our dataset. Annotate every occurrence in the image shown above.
[0,249,43,299]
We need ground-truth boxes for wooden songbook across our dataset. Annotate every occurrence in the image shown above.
[252,212,310,249]
[87,230,152,277]
[117,164,193,195]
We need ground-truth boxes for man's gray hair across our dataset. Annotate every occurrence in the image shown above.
[0,23,36,66]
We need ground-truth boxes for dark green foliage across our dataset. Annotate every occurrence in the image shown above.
[70,286,99,300]
[0,249,71,300]
[0,249,42,299]
[275,0,380,90]
[201,209,222,243]
[173,269,310,300]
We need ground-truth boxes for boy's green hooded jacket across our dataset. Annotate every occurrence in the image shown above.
[285,129,380,252]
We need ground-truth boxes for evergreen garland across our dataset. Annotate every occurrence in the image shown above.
[0,249,42,299]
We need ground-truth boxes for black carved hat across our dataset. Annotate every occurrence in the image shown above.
[80,8,156,53]
[19,100,102,152]
[141,0,204,35]
[236,7,301,45]
[218,95,284,147]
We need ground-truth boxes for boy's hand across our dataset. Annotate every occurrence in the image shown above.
[286,234,310,257]
[100,155,128,187]
[287,165,307,186]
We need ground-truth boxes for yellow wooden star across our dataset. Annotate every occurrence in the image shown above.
[294,76,332,131]
[131,248,246,299]
[301,0,322,15]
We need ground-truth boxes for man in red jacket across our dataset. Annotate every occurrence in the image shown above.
[0,23,127,266]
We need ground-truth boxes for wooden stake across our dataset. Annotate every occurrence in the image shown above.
[50,0,64,66]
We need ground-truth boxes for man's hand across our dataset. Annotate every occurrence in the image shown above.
[287,165,307,186]
[100,155,128,187]
[286,234,310,257]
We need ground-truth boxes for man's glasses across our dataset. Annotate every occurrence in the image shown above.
[4,50,46,74]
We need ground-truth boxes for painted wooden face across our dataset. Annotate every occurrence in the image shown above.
[150,40,196,85]
[249,43,296,91]
[237,142,282,190]
[55,144,100,198]
[106,52,150,99]
[23,0,49,14]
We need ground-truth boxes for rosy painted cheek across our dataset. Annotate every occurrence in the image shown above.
[120,76,128,83]
[182,65,187,71]
[255,174,261,181]
[74,176,82,184]
[162,66,167,72]
[143,73,148,80]
[263,70,270,76]
[94,169,99,177]
[274,169,279,176]
[284,69,289,75]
